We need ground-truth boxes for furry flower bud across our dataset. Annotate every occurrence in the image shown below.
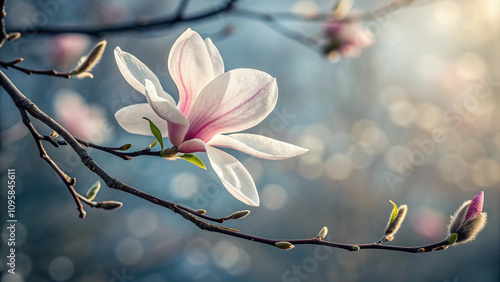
[384,203,408,241]
[447,191,487,244]
[71,40,107,78]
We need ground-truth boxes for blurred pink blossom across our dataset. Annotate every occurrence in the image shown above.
[324,19,374,59]
[48,35,90,68]
[100,2,128,25]
[54,90,112,143]
[412,207,447,241]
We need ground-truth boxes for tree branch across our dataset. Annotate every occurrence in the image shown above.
[0,69,460,254]
[10,0,239,37]
[17,107,85,218]
[355,0,418,22]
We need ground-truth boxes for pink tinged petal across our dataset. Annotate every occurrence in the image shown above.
[208,134,308,160]
[184,69,278,143]
[114,47,176,106]
[177,138,206,153]
[204,38,224,77]
[204,145,260,206]
[144,80,189,146]
[114,103,168,136]
[168,28,215,116]
[465,191,484,222]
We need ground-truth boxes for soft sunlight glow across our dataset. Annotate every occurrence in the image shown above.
[48,257,74,282]
[262,184,288,210]
[115,237,144,265]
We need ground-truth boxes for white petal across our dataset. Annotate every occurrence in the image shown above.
[204,38,224,77]
[145,80,188,146]
[168,29,215,115]
[204,145,260,206]
[114,47,176,105]
[114,103,168,136]
[208,134,308,160]
[184,69,278,143]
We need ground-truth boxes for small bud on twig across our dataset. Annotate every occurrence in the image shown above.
[317,226,328,240]
[50,131,59,139]
[7,32,21,41]
[351,245,360,251]
[10,58,24,65]
[79,209,87,219]
[70,40,107,79]
[195,209,207,215]
[447,191,487,244]
[436,245,448,251]
[121,144,132,151]
[384,203,408,240]
[275,241,295,250]
[100,201,123,210]
[85,180,101,201]
[229,210,251,220]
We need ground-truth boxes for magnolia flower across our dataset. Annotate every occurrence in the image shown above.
[448,191,487,244]
[114,29,307,206]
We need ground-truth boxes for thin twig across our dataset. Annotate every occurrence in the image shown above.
[174,0,191,20]
[0,0,7,48]
[17,108,85,218]
[355,0,418,22]
[177,204,239,223]
[234,8,328,22]
[77,139,161,159]
[0,59,71,78]
[40,134,65,147]
[76,194,120,210]
[233,9,320,48]
[41,135,161,160]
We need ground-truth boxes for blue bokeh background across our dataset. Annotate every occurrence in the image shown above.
[1,0,499,281]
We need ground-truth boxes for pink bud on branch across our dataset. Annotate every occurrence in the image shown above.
[447,191,487,244]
